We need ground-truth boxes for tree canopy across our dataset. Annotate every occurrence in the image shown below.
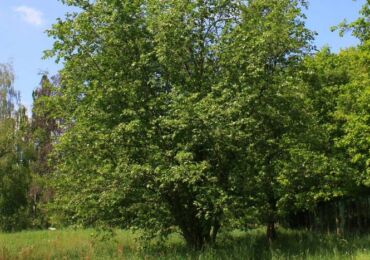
[44,0,348,248]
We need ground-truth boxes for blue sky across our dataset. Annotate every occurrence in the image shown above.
[0,0,367,112]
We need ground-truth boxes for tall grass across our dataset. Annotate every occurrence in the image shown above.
[0,228,369,259]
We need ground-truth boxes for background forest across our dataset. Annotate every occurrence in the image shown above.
[0,0,369,255]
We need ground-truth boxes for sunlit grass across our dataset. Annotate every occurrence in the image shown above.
[0,228,370,259]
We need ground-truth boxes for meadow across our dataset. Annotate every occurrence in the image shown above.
[1,228,370,259]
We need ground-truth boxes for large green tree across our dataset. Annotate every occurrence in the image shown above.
[47,0,331,248]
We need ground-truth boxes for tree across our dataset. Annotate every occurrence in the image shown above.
[332,0,370,189]
[335,49,370,188]
[332,0,370,43]
[46,0,331,247]
[47,0,238,249]
[28,74,62,228]
[288,0,370,233]
[216,0,346,240]
[32,74,62,176]
[0,63,32,231]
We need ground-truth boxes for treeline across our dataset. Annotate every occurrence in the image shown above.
[0,68,58,231]
[0,0,369,250]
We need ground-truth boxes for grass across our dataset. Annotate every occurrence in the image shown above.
[0,228,370,259]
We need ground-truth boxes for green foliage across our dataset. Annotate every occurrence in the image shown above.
[27,74,64,229]
[317,0,370,190]
[0,119,29,231]
[0,63,32,231]
[334,46,370,187]
[31,75,62,176]
[332,0,370,43]
[303,47,357,197]
[291,0,370,233]
[44,0,341,248]
[216,0,344,238]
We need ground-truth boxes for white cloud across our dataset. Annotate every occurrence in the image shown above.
[14,6,44,26]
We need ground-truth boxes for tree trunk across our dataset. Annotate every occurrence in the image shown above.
[266,221,277,243]
[180,222,220,250]
[182,228,205,250]
[165,192,221,250]
[210,221,220,244]
[335,201,342,236]
[266,197,277,243]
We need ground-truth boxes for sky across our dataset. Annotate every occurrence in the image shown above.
[0,0,367,112]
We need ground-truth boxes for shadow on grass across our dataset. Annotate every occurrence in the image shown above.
[139,228,370,259]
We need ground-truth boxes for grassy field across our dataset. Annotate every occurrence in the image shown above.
[1,228,370,259]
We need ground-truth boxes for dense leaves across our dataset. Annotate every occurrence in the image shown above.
[44,0,341,248]
[0,64,32,231]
